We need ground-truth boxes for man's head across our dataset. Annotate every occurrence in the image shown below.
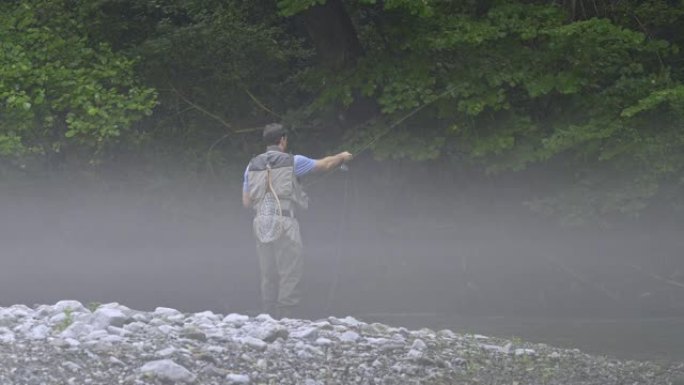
[263,123,288,150]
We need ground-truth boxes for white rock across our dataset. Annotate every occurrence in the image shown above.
[27,324,50,340]
[241,336,267,351]
[248,323,288,342]
[101,335,124,344]
[124,321,147,333]
[437,329,457,339]
[100,302,132,314]
[205,345,226,354]
[91,308,128,329]
[367,337,391,346]
[53,300,87,314]
[60,321,94,340]
[391,333,407,342]
[406,349,424,360]
[192,311,220,322]
[340,331,360,343]
[550,351,561,359]
[140,359,196,383]
[291,327,318,340]
[334,316,362,328]
[315,337,333,346]
[107,326,128,336]
[13,319,36,335]
[223,313,249,326]
[226,373,251,384]
[150,318,168,327]
[132,313,150,323]
[64,338,81,347]
[9,305,31,319]
[62,361,82,372]
[515,348,536,356]
[204,327,226,340]
[0,327,15,343]
[410,339,427,351]
[86,330,109,340]
[310,321,331,329]
[49,312,68,325]
[255,314,274,322]
[157,347,177,357]
[154,307,183,318]
[480,344,508,354]
[167,314,186,324]
[0,310,15,327]
[158,325,177,335]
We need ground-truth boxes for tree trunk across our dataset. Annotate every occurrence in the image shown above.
[301,0,362,70]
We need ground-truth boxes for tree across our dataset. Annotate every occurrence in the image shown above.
[279,0,684,223]
[0,0,157,171]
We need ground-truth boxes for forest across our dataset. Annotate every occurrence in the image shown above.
[3,0,684,337]
[2,0,683,224]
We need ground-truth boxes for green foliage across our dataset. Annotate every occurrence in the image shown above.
[87,302,102,312]
[79,0,312,175]
[292,0,684,221]
[3,0,684,222]
[55,307,74,332]
[278,0,327,16]
[278,0,434,17]
[0,0,157,167]
[622,85,684,117]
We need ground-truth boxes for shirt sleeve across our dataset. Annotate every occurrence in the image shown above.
[242,164,250,192]
[294,155,316,177]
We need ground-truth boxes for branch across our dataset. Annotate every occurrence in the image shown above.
[627,263,684,289]
[169,84,234,132]
[244,88,282,119]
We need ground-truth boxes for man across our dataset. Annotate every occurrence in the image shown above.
[243,123,352,319]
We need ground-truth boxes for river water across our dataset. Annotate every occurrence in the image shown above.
[3,189,683,365]
[3,241,683,364]
[358,312,684,363]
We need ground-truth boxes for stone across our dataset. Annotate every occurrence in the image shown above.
[140,359,196,383]
[91,308,128,329]
[226,373,251,384]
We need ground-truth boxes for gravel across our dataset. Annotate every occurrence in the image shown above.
[0,300,681,384]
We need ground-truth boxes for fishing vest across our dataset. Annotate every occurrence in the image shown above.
[246,146,309,214]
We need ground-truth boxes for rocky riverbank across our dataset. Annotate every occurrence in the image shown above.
[0,301,682,384]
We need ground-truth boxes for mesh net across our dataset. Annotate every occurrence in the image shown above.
[254,192,283,243]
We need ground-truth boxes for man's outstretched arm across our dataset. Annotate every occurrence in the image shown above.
[242,165,251,208]
[242,191,251,208]
[313,151,353,172]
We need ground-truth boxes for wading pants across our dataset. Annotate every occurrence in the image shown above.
[254,216,303,319]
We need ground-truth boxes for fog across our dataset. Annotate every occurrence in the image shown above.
[2,160,683,361]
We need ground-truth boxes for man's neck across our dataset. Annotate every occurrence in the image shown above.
[267,145,285,152]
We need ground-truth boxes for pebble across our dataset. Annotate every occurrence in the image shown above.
[140,359,196,383]
[0,300,677,385]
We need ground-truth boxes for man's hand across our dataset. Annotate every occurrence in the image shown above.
[339,151,353,163]
[314,151,353,172]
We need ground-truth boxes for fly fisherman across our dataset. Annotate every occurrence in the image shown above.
[243,123,353,319]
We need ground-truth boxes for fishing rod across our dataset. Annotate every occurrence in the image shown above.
[304,84,457,186]
[324,86,458,309]
[351,85,457,157]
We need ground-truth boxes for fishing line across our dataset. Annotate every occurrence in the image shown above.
[303,85,457,188]
[325,163,351,313]
[317,85,456,313]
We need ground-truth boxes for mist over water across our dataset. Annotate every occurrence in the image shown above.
[2,160,683,361]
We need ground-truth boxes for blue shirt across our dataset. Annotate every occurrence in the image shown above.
[243,154,316,192]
